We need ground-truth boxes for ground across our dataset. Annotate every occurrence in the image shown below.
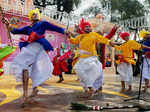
[0,70,150,112]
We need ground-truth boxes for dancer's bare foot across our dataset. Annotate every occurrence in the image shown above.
[143,86,149,93]
[126,85,132,93]
[87,88,95,99]
[21,96,28,107]
[30,88,39,97]
[98,86,103,92]
[143,85,150,88]
[120,89,125,93]
[76,78,80,81]
[94,87,103,95]
[57,78,64,83]
[126,88,132,93]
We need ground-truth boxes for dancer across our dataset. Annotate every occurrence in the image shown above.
[94,24,119,93]
[53,48,72,83]
[139,29,150,92]
[2,8,65,104]
[114,32,150,93]
[52,48,64,83]
[66,18,115,99]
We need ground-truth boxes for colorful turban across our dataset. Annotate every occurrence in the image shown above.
[79,18,91,33]
[119,32,130,40]
[139,29,150,38]
[28,8,40,21]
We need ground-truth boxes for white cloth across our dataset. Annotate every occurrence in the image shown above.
[74,56,103,91]
[11,42,53,88]
[117,62,133,85]
[3,61,13,75]
[142,57,150,80]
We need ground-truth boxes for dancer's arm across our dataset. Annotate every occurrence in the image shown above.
[11,26,29,35]
[43,21,65,34]
[67,34,82,44]
[105,25,119,39]
[2,17,28,35]
[142,45,150,49]
[94,32,110,45]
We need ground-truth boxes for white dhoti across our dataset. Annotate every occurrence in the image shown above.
[11,42,53,88]
[117,62,133,85]
[142,57,150,80]
[74,56,103,91]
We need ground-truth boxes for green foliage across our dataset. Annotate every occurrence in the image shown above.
[33,0,81,13]
[147,0,150,5]
[101,0,147,21]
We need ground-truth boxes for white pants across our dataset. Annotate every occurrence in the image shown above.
[117,62,133,85]
[11,42,53,88]
[74,56,103,91]
[142,57,150,80]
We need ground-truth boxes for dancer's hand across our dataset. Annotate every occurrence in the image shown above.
[2,17,9,26]
[1,17,14,31]
[65,30,72,38]
[113,24,120,30]
[110,41,116,47]
[110,41,121,47]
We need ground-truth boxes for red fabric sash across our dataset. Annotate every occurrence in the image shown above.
[145,52,150,58]
[28,32,45,43]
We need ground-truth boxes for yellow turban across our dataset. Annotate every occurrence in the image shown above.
[139,29,150,38]
[28,8,40,21]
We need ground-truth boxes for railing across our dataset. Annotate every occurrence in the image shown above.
[118,15,150,32]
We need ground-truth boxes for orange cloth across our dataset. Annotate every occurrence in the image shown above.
[69,32,110,58]
[115,40,141,65]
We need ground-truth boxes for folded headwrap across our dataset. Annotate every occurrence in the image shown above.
[28,8,40,21]
[79,18,91,33]
[119,32,130,40]
[139,29,150,38]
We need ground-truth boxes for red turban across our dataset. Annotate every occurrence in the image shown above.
[119,32,130,40]
[79,18,91,33]
[76,26,84,34]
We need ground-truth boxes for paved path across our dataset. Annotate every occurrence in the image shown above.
[0,73,150,112]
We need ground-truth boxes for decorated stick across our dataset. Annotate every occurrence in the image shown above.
[0,5,13,47]
[71,102,138,111]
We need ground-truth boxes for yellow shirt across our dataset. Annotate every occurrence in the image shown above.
[115,40,141,65]
[69,32,110,58]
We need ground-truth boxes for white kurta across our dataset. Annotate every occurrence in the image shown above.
[11,42,53,88]
[74,56,103,91]
[142,57,150,80]
[117,62,133,85]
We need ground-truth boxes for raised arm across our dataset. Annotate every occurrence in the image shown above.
[105,25,119,39]
[2,17,29,35]
[43,21,65,34]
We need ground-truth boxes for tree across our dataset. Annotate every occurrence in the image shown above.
[32,0,81,13]
[101,0,147,22]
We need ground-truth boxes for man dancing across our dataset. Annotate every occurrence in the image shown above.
[2,8,65,104]
[139,29,150,92]
[67,18,115,98]
[114,32,150,93]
